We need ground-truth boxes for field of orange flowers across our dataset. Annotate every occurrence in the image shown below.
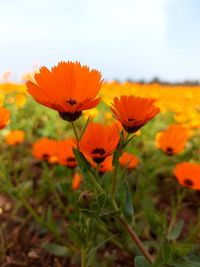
[0,62,200,267]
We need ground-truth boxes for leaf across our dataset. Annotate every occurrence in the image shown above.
[73,149,90,173]
[162,238,171,263]
[97,193,107,209]
[112,148,122,166]
[67,225,85,246]
[153,235,171,266]
[168,220,184,240]
[135,256,151,267]
[42,243,70,257]
[172,259,200,267]
[88,235,115,266]
[46,206,52,224]
[119,182,134,222]
[171,243,194,258]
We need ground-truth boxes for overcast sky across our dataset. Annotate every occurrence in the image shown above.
[0,0,200,81]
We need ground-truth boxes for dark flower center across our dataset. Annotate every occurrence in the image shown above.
[128,118,134,122]
[123,124,142,133]
[66,99,77,106]
[92,148,106,164]
[67,157,76,162]
[59,111,82,122]
[183,178,193,187]
[42,154,49,160]
[166,147,174,156]
[92,148,106,155]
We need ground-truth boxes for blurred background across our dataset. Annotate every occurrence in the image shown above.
[0,0,200,82]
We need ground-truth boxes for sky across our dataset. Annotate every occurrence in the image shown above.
[0,0,200,82]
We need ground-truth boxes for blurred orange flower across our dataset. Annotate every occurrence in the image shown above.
[156,124,188,156]
[5,130,24,146]
[110,95,160,133]
[87,155,113,173]
[79,123,120,163]
[0,107,10,130]
[119,152,139,169]
[57,139,77,168]
[72,173,82,190]
[27,61,102,122]
[32,138,58,163]
[173,162,200,190]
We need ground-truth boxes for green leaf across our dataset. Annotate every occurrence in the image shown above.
[153,235,171,266]
[68,225,85,246]
[172,259,200,267]
[171,243,194,258]
[162,238,171,263]
[46,206,52,224]
[135,256,151,267]
[73,149,90,173]
[42,243,70,257]
[112,148,122,166]
[168,220,184,240]
[88,235,115,266]
[97,193,107,209]
[119,182,134,222]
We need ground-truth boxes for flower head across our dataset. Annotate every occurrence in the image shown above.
[87,155,113,173]
[119,152,139,169]
[79,123,120,163]
[173,162,200,190]
[110,95,160,133]
[0,107,10,130]
[72,173,82,190]
[5,130,25,146]
[27,61,102,122]
[57,138,77,168]
[32,138,58,163]
[156,124,188,156]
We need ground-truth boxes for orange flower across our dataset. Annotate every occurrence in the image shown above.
[157,124,188,156]
[79,123,120,163]
[110,95,160,133]
[32,138,58,163]
[26,61,102,122]
[72,173,82,190]
[57,139,77,168]
[173,162,200,190]
[5,130,25,146]
[119,152,139,169]
[87,155,113,173]
[0,107,10,130]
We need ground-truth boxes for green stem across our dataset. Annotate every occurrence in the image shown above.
[43,164,67,216]
[88,172,105,194]
[111,165,118,197]
[112,201,154,264]
[19,194,44,225]
[71,121,79,145]
[80,116,90,140]
[81,247,87,267]
[117,216,154,264]
[168,188,186,233]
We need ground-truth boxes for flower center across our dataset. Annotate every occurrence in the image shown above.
[42,154,49,160]
[59,111,82,122]
[66,99,77,106]
[128,118,134,121]
[92,148,106,156]
[183,178,193,186]
[67,157,76,162]
[166,147,174,156]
